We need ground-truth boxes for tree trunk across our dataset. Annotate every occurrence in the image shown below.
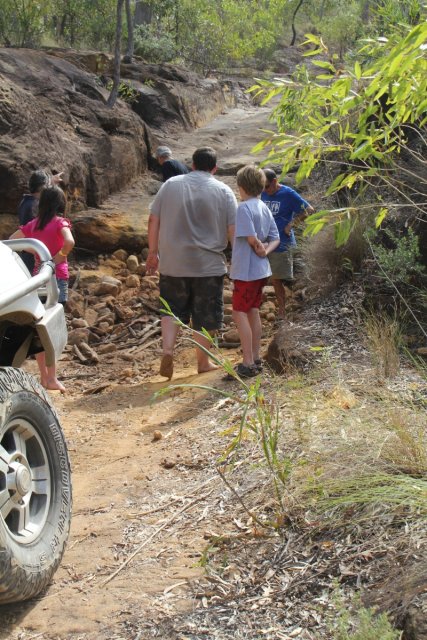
[123,0,134,63]
[134,0,152,26]
[290,0,304,46]
[361,1,371,24]
[107,0,124,108]
[319,0,326,20]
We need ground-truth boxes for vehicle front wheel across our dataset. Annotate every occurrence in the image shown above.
[0,367,72,604]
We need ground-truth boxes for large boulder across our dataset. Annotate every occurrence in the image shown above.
[266,323,325,374]
[0,48,149,214]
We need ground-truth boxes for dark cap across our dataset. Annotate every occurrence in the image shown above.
[263,168,277,182]
[29,170,49,193]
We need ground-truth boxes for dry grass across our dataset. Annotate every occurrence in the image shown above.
[364,312,401,378]
[301,223,368,296]
[380,408,427,475]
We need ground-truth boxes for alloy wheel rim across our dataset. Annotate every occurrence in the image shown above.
[0,418,51,544]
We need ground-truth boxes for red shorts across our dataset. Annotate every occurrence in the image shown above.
[232,278,268,313]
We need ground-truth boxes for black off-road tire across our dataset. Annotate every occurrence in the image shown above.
[0,367,72,604]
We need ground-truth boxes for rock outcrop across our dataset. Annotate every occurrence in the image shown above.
[0,48,149,213]
[0,47,238,226]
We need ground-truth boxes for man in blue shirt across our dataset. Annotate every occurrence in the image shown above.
[261,168,314,320]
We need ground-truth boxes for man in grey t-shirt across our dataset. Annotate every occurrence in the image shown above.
[147,147,237,379]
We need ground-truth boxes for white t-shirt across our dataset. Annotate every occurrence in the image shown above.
[150,171,237,277]
[230,197,279,281]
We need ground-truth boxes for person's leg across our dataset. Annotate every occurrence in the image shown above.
[231,279,264,368]
[161,316,180,356]
[57,278,68,306]
[36,352,66,393]
[271,278,287,319]
[36,351,48,387]
[158,275,191,379]
[193,330,219,373]
[45,362,66,393]
[192,276,224,373]
[159,317,180,379]
[232,310,254,366]
[269,251,293,320]
[247,308,262,362]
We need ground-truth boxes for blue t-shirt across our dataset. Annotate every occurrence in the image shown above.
[261,185,309,252]
[230,198,279,282]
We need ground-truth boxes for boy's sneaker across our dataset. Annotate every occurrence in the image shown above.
[254,359,263,372]
[236,363,258,378]
[224,363,259,380]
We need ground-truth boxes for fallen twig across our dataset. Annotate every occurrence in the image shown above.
[101,477,216,586]
[216,465,269,529]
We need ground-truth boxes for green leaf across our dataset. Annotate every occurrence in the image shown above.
[387,53,404,77]
[354,61,362,80]
[312,60,336,72]
[375,207,388,228]
[303,48,323,57]
[326,173,346,196]
[334,217,352,247]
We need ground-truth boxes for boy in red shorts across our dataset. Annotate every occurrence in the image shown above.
[229,165,280,378]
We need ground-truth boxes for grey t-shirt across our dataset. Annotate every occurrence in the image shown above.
[230,197,279,281]
[150,171,237,277]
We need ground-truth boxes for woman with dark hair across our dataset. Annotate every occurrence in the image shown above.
[10,186,75,392]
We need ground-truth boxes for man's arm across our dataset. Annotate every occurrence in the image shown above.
[227,224,235,245]
[146,214,160,275]
[284,204,314,236]
[9,229,25,240]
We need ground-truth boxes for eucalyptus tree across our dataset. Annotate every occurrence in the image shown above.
[0,0,50,46]
[250,19,427,244]
[107,0,125,107]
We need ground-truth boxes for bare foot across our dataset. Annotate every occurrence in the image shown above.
[44,377,66,393]
[197,363,219,374]
[159,354,174,380]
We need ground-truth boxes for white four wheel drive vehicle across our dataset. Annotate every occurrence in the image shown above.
[0,239,71,604]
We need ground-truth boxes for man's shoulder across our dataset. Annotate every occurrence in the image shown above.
[212,177,236,197]
[277,184,297,196]
[193,173,235,194]
[174,159,189,171]
[167,158,188,170]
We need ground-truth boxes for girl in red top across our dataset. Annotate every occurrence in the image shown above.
[10,186,75,392]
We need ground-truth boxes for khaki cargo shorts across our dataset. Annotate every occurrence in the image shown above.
[268,249,294,281]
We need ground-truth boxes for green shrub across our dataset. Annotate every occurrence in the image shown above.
[333,604,400,640]
[371,228,425,285]
[134,25,176,63]
[329,589,401,640]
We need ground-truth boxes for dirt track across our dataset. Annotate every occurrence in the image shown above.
[0,101,276,640]
[1,352,243,639]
